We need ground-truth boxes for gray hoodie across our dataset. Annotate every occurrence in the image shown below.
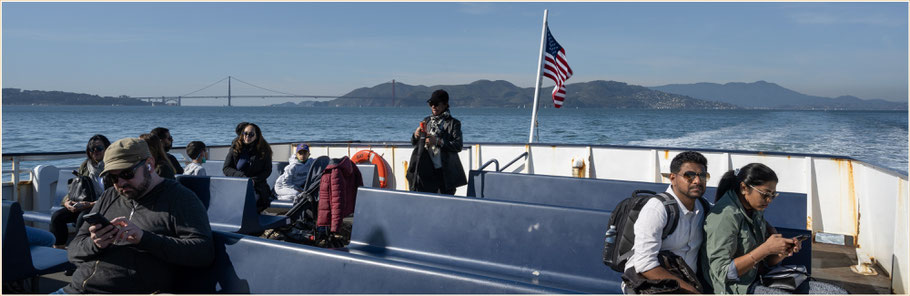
[275,156,313,197]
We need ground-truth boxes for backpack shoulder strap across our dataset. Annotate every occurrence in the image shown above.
[654,192,679,239]
[697,197,711,219]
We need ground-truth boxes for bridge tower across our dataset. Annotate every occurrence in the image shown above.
[392,79,395,107]
[228,76,232,107]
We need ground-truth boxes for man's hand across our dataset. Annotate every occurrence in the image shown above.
[413,126,422,138]
[425,134,437,146]
[111,217,143,245]
[679,282,700,294]
[89,223,120,249]
[640,266,700,294]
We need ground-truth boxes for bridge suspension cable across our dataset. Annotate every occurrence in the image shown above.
[230,76,303,96]
[180,76,230,97]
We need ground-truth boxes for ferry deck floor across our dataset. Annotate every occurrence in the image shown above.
[9,242,893,294]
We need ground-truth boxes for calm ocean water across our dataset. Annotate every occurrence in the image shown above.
[2,105,907,179]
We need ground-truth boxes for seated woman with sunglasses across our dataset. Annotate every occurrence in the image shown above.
[49,134,112,249]
[701,163,846,294]
[224,122,273,212]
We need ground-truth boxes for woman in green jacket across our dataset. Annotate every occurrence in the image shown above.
[701,163,846,294]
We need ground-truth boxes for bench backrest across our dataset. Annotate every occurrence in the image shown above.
[201,160,287,188]
[349,188,623,293]
[467,170,811,271]
[176,230,572,294]
[3,200,37,281]
[31,165,80,212]
[176,175,266,234]
[468,170,808,230]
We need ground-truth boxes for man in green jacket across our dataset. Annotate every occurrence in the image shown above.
[61,138,213,294]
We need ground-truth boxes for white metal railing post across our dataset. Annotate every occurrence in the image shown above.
[11,156,20,202]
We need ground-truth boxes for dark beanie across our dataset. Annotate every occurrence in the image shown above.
[427,89,449,105]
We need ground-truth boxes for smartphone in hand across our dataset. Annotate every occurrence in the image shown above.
[793,234,810,242]
[82,212,112,228]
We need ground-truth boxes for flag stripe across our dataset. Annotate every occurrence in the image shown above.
[541,25,572,108]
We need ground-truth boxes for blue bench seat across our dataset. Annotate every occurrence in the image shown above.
[23,166,79,225]
[176,230,572,294]
[3,200,75,286]
[466,170,812,271]
[177,176,288,235]
[347,188,624,293]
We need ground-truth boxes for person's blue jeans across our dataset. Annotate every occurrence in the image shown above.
[26,226,56,247]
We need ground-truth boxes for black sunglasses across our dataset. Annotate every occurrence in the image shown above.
[678,171,710,182]
[90,146,106,153]
[242,131,256,137]
[102,160,146,185]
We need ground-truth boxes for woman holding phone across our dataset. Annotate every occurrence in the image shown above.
[701,163,846,294]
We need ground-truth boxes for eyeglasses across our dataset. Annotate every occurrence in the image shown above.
[677,171,710,182]
[748,184,780,200]
[90,146,106,153]
[242,131,256,137]
[102,160,146,185]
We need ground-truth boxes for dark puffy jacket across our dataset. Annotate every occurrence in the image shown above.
[316,157,363,232]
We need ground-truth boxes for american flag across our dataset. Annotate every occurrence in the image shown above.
[541,25,573,108]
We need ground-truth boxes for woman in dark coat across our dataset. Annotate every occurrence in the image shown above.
[406,89,467,194]
[224,122,273,212]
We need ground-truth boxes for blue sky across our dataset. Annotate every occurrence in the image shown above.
[2,2,907,106]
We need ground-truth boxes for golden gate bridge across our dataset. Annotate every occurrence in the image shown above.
[131,76,396,106]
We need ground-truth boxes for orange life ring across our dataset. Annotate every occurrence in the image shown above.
[351,150,390,188]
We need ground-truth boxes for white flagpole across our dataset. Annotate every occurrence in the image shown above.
[528,9,548,143]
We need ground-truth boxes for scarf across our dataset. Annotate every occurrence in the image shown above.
[86,160,105,192]
[426,109,451,169]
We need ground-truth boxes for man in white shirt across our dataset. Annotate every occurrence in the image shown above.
[627,151,708,294]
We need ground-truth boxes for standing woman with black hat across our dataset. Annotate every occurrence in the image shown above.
[406,89,467,194]
[224,122,273,212]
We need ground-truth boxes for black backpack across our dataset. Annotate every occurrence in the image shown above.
[602,190,710,272]
[65,170,99,203]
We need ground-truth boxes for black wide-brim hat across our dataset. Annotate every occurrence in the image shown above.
[427,89,449,105]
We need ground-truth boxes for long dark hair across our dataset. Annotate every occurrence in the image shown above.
[715,163,779,202]
[139,133,176,173]
[84,134,111,163]
[231,122,272,159]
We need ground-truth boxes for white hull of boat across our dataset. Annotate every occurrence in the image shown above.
[4,141,907,293]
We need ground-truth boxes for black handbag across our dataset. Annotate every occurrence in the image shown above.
[760,264,809,291]
[66,170,99,203]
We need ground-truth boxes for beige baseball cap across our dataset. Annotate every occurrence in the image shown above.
[101,138,151,175]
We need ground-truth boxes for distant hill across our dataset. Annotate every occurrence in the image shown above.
[315,80,737,109]
[649,81,906,110]
[2,88,150,106]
